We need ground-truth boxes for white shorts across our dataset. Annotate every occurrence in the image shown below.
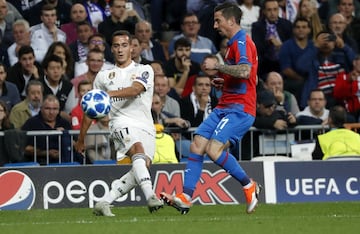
[111,126,155,161]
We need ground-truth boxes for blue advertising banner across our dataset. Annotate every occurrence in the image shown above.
[275,161,360,202]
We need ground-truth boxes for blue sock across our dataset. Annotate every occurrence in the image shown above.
[183,153,204,198]
[214,151,250,186]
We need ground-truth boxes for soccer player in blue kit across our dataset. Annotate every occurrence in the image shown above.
[160,2,262,214]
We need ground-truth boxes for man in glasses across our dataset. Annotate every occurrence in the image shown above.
[168,12,217,64]
[74,33,114,77]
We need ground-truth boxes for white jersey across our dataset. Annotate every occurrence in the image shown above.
[93,61,154,131]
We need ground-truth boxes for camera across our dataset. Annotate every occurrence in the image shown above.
[327,34,337,42]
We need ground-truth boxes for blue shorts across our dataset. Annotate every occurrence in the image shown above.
[195,107,254,146]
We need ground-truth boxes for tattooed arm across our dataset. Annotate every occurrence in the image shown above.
[202,57,250,79]
[214,63,250,79]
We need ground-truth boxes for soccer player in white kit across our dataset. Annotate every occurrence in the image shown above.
[75,30,163,216]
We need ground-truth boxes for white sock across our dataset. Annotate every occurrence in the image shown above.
[132,155,154,200]
[103,170,137,204]
[243,181,253,189]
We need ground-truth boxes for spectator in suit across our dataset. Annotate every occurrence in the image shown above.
[135,20,166,63]
[251,0,293,79]
[167,13,217,64]
[30,4,67,63]
[9,80,43,129]
[7,45,44,100]
[0,62,21,110]
[131,36,151,64]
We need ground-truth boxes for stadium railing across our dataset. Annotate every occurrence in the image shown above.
[0,125,330,166]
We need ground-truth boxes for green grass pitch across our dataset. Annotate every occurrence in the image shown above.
[1,202,359,234]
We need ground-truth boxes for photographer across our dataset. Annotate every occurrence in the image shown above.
[254,90,297,130]
[296,30,356,109]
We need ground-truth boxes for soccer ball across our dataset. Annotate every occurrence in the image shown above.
[81,89,111,119]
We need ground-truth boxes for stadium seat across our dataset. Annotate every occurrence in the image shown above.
[3,162,40,167]
[49,162,81,166]
[92,160,117,165]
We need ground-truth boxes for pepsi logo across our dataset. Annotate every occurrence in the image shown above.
[0,170,36,210]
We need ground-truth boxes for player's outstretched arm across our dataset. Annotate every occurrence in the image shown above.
[74,114,93,154]
[107,82,145,98]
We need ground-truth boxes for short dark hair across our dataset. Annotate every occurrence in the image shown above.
[214,2,242,25]
[181,12,198,24]
[76,20,92,31]
[308,89,325,100]
[293,17,311,29]
[42,54,63,70]
[41,4,56,14]
[18,45,35,58]
[174,37,191,50]
[112,30,132,41]
[329,105,346,128]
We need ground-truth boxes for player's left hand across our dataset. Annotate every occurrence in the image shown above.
[74,140,86,157]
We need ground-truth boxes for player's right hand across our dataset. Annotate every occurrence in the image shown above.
[211,77,224,89]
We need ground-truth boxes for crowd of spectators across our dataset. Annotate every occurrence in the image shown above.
[1,0,360,165]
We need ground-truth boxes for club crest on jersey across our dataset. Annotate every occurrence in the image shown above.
[108,72,115,79]
[137,71,149,83]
